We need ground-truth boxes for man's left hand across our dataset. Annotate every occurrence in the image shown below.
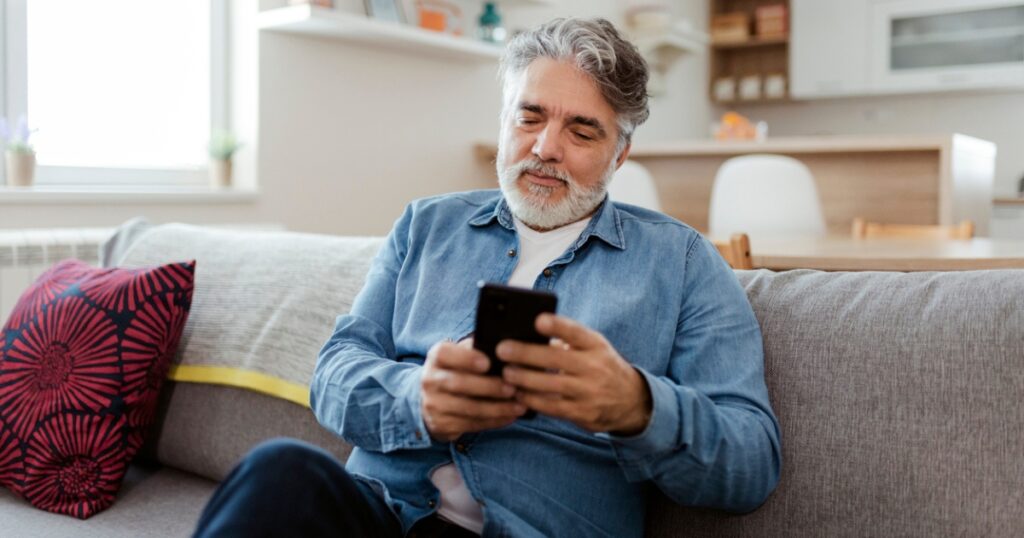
[496,313,652,435]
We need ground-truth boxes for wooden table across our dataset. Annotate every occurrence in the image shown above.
[743,237,1024,271]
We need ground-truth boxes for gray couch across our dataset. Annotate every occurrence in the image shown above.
[2,222,1022,537]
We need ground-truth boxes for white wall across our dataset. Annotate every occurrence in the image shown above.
[724,90,1024,197]
[0,0,709,236]
[255,0,707,235]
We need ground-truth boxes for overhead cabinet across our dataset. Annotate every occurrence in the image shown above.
[870,0,1024,94]
[789,0,1024,99]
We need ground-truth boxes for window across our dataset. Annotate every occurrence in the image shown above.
[2,0,227,187]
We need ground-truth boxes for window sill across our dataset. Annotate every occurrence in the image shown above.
[0,186,260,205]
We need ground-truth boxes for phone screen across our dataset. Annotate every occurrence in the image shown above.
[473,282,558,377]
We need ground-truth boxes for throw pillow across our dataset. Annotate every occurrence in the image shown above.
[0,258,194,519]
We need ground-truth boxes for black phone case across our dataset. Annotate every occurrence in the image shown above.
[473,283,558,377]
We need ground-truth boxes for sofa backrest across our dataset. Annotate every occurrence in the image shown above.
[105,220,384,480]
[648,269,1024,537]
[106,222,1024,535]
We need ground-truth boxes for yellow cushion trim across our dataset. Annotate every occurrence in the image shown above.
[167,365,311,408]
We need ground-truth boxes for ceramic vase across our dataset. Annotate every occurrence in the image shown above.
[5,150,35,187]
[210,158,232,188]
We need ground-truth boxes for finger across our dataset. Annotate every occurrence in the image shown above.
[457,336,474,349]
[495,340,579,373]
[424,391,527,420]
[423,369,516,399]
[427,341,490,373]
[514,391,576,421]
[536,314,605,351]
[503,366,583,398]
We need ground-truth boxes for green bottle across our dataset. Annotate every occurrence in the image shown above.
[478,2,506,44]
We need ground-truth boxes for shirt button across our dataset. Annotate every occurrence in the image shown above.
[507,248,516,257]
[543,268,553,277]
[427,499,436,508]
[415,430,422,440]
[455,443,467,454]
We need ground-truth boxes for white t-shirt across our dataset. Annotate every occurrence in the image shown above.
[430,215,591,533]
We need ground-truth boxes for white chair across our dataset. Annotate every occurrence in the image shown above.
[708,154,826,241]
[608,160,663,212]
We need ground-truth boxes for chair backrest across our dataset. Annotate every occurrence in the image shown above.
[711,233,754,269]
[708,154,826,241]
[851,218,975,240]
[607,160,663,212]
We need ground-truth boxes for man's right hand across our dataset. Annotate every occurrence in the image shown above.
[420,339,527,442]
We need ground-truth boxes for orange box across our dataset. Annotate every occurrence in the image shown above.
[755,5,788,38]
[711,12,750,43]
[419,9,447,32]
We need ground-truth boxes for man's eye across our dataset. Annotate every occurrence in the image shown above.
[517,117,539,125]
[574,132,594,141]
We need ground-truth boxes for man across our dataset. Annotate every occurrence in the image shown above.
[194,17,780,538]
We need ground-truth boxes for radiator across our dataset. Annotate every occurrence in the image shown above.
[0,227,114,327]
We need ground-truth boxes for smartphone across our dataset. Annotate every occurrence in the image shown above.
[473,282,558,377]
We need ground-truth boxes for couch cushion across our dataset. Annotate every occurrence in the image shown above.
[0,259,194,519]
[0,462,215,538]
[142,381,353,481]
[647,269,1024,537]
[104,221,381,480]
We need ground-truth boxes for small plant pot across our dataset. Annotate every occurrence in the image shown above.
[209,158,232,188]
[6,150,35,187]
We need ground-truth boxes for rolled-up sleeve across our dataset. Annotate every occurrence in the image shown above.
[310,205,435,453]
[600,236,782,513]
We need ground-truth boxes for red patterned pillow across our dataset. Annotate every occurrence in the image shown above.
[0,259,194,519]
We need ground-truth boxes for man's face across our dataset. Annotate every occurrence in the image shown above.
[496,58,630,231]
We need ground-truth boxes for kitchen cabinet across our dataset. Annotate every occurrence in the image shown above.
[708,0,791,104]
[787,0,1024,99]
[789,0,870,98]
[992,198,1024,239]
[870,0,1024,94]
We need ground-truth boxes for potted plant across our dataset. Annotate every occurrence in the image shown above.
[1,115,36,187]
[208,130,242,188]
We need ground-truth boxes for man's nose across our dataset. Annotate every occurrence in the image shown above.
[531,125,563,162]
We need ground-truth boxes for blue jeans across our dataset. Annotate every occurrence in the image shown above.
[193,438,477,538]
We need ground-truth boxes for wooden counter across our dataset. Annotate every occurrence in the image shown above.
[994,197,1024,206]
[627,134,995,236]
[476,134,996,236]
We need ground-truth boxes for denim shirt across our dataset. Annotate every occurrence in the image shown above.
[312,190,781,538]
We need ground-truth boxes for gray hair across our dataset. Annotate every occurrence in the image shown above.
[499,18,650,150]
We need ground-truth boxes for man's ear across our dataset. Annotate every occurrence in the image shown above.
[615,142,632,169]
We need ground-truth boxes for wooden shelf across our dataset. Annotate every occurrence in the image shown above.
[257,5,503,62]
[711,35,788,50]
[708,0,790,104]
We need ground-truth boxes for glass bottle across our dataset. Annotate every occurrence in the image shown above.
[478,2,506,44]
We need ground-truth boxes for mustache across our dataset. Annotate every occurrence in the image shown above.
[508,159,572,184]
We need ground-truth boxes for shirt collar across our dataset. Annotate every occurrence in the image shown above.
[468,193,626,251]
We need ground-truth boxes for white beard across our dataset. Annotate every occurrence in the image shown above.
[497,150,617,231]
